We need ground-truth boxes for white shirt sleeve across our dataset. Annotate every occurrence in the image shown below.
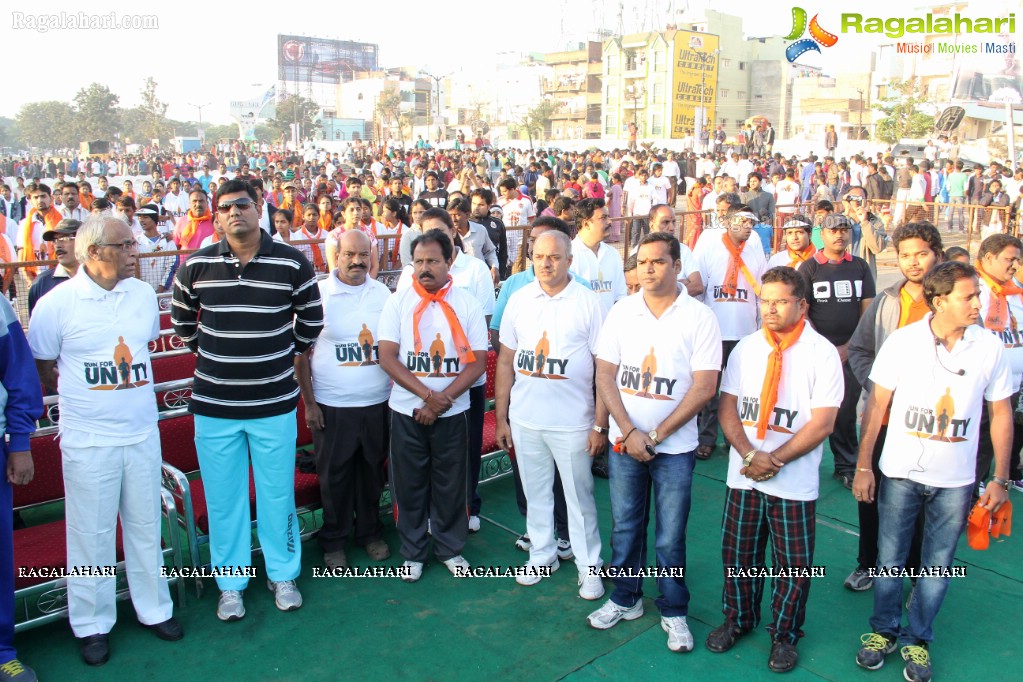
[27,294,62,360]
[596,305,623,364]
[498,294,520,351]
[377,294,402,345]
[471,264,495,316]
[811,341,845,408]
[690,308,724,372]
[719,337,743,395]
[464,296,489,352]
[867,331,902,392]
[586,293,603,355]
[985,343,1015,402]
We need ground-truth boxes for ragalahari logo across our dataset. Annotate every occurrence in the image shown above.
[785,7,839,62]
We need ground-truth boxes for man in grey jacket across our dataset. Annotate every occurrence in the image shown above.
[844,221,943,592]
[842,188,890,281]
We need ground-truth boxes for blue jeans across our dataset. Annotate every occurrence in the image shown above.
[608,449,695,617]
[870,476,972,645]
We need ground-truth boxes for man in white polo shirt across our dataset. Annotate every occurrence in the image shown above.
[28,216,181,666]
[495,230,606,600]
[590,232,722,654]
[296,230,393,572]
[852,262,1013,682]
[396,208,495,533]
[377,229,488,582]
[693,206,767,460]
[570,198,627,318]
[707,266,843,673]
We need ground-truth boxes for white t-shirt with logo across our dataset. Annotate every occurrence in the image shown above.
[500,280,603,431]
[694,234,766,340]
[978,280,1023,389]
[28,270,160,446]
[870,316,1013,488]
[569,237,627,318]
[377,283,488,418]
[311,274,393,408]
[597,290,723,454]
[774,179,800,209]
[623,176,654,216]
[721,325,844,501]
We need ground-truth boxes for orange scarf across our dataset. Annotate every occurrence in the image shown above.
[281,200,302,226]
[178,210,210,249]
[411,277,476,366]
[384,220,402,269]
[721,233,761,298]
[20,207,61,277]
[786,244,816,268]
[318,214,333,233]
[757,317,806,440]
[300,227,325,270]
[977,263,1021,332]
[271,190,283,206]
[80,192,94,211]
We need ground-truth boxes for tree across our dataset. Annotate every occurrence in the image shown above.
[265,94,321,143]
[872,78,935,145]
[375,90,409,149]
[15,101,77,149]
[520,99,563,149]
[73,83,121,141]
[138,77,170,144]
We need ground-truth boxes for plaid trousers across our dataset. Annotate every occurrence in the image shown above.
[720,487,816,644]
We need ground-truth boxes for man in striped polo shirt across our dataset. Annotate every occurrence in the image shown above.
[172,179,324,622]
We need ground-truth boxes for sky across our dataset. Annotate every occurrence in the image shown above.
[3,0,1018,124]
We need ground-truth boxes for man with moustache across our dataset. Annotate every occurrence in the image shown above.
[569,198,626,318]
[27,219,81,315]
[377,230,488,581]
[172,187,214,251]
[296,230,393,570]
[58,184,88,223]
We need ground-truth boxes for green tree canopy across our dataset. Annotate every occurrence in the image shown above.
[15,101,77,149]
[265,94,321,143]
[873,78,935,145]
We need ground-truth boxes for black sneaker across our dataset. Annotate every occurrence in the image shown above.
[901,644,931,682]
[856,632,897,670]
[706,621,747,653]
[833,471,853,490]
[768,641,798,673]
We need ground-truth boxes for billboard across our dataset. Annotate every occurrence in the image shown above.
[670,31,720,139]
[229,86,277,122]
[277,34,379,84]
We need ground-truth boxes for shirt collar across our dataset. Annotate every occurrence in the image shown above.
[813,250,852,264]
[70,267,129,299]
[526,278,574,300]
[325,270,372,296]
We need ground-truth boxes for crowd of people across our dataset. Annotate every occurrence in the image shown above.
[0,137,1021,682]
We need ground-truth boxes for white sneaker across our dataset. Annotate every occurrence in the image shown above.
[468,515,481,533]
[514,534,532,551]
[401,560,424,583]
[216,590,245,622]
[556,538,574,561]
[661,616,694,652]
[266,579,303,611]
[587,599,644,630]
[441,555,471,577]
[578,570,604,600]
[515,558,560,586]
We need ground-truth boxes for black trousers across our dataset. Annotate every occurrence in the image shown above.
[389,409,470,562]
[313,402,389,552]
[830,361,861,476]
[468,384,485,516]
[856,425,923,572]
[698,340,739,447]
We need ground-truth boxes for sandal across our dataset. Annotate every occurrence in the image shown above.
[695,445,714,460]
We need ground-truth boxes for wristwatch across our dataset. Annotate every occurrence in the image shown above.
[592,425,608,435]
[648,430,660,445]
[990,476,1010,491]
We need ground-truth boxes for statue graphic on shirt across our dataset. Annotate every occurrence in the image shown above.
[358,323,375,365]
[935,387,955,440]
[533,331,550,377]
[429,333,446,377]
[113,336,132,389]
[638,346,658,397]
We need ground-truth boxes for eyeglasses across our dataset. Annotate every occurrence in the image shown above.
[759,298,798,309]
[98,240,139,251]
[217,198,255,213]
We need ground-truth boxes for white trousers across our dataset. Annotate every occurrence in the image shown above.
[893,187,912,224]
[62,428,173,637]
[511,422,602,570]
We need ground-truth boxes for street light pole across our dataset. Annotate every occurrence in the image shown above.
[856,88,864,141]
[420,70,450,141]
[188,102,210,144]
